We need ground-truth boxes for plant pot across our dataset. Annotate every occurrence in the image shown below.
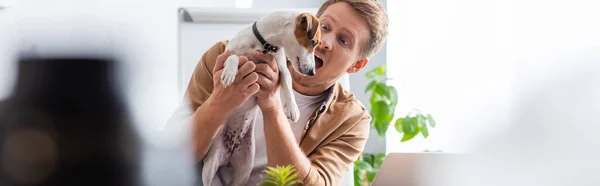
[0,57,141,186]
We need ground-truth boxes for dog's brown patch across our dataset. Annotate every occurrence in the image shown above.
[294,13,321,52]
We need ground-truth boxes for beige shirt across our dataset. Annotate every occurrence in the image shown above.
[186,40,371,186]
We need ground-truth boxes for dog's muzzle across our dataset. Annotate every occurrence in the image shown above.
[300,66,316,76]
[307,69,315,76]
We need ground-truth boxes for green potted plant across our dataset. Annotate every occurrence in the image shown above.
[257,165,303,186]
[354,65,437,186]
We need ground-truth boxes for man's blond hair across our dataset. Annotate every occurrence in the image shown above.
[317,0,389,58]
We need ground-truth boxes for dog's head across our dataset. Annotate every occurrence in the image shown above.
[283,12,321,76]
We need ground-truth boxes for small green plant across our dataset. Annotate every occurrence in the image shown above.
[364,65,436,140]
[353,153,386,186]
[355,65,438,186]
[257,165,303,186]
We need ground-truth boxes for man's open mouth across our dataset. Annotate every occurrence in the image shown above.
[315,55,324,68]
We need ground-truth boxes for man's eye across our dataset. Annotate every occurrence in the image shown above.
[339,37,349,45]
[321,24,329,30]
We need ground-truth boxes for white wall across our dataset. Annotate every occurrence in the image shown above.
[384,0,600,154]
[385,0,515,153]
[252,0,323,9]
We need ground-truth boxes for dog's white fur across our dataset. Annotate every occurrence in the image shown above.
[201,11,318,186]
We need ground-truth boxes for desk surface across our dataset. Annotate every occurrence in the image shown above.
[372,153,464,186]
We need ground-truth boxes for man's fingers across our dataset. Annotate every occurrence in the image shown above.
[213,50,231,73]
[212,69,225,87]
[255,63,277,81]
[250,51,266,61]
[236,62,256,82]
[251,51,278,71]
[256,75,271,88]
[238,56,249,68]
[240,72,259,87]
[255,51,278,72]
[267,58,279,73]
[247,83,260,95]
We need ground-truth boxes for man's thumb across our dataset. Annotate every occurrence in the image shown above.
[214,50,231,73]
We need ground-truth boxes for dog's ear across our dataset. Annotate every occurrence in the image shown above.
[296,13,321,49]
[300,13,320,40]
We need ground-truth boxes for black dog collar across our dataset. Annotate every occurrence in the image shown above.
[253,21,279,54]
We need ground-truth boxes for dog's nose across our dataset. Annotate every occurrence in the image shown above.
[307,69,316,76]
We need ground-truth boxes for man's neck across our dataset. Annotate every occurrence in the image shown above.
[291,81,335,96]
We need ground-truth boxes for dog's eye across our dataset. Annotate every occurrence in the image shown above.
[311,40,317,47]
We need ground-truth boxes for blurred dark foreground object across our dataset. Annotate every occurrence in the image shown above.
[0,57,141,186]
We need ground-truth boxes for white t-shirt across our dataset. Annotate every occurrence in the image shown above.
[246,90,326,185]
[212,90,326,186]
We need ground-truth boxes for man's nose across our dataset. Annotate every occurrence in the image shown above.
[319,34,333,51]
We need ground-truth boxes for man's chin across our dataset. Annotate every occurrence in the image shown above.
[290,67,340,89]
[291,73,316,87]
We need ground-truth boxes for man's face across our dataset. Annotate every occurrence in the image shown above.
[289,2,370,94]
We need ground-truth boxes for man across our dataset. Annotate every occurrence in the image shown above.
[177,0,388,185]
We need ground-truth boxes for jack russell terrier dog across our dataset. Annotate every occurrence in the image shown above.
[201,11,321,186]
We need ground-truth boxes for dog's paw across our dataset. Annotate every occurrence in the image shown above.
[284,102,300,122]
[220,69,236,87]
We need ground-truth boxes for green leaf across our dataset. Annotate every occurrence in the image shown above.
[369,95,377,112]
[366,65,386,79]
[367,170,378,182]
[258,165,303,186]
[372,84,392,107]
[413,117,420,132]
[375,119,388,136]
[353,153,385,185]
[417,114,429,138]
[401,117,420,142]
[287,173,298,182]
[387,86,398,106]
[421,122,429,138]
[402,117,416,134]
[354,169,364,186]
[362,153,374,164]
[374,153,386,168]
[385,112,394,123]
[265,168,277,178]
[368,99,377,125]
[375,65,386,76]
[375,121,387,136]
[365,80,378,93]
[364,153,374,161]
[370,92,378,102]
[394,118,404,134]
[381,85,391,99]
[354,160,373,172]
[373,83,387,98]
[426,114,436,128]
[401,131,418,142]
[372,101,390,136]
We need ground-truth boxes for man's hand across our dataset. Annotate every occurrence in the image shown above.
[208,50,260,114]
[251,51,282,111]
[248,52,312,183]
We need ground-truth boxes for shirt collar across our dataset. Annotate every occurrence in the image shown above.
[316,83,339,114]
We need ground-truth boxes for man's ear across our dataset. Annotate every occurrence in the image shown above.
[347,58,369,73]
